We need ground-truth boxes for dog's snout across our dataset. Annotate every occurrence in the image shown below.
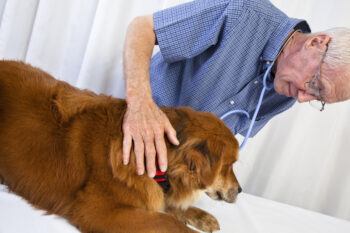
[206,185,242,203]
[206,187,241,203]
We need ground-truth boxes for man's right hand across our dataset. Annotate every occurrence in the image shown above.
[122,15,178,177]
[122,98,179,177]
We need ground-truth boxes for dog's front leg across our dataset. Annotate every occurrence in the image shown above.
[69,183,198,233]
[166,206,220,233]
[78,209,198,233]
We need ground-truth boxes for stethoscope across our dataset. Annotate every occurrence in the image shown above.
[220,61,275,150]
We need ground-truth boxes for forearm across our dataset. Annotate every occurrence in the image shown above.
[123,15,156,105]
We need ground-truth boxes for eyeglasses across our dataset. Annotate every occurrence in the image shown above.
[304,48,328,111]
[305,71,326,111]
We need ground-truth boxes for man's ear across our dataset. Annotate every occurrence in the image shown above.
[52,83,110,123]
[305,34,331,52]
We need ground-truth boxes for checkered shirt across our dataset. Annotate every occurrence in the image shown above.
[150,0,311,137]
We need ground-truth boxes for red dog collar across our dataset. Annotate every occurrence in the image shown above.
[154,169,170,193]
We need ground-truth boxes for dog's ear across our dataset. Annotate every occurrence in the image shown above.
[193,140,219,166]
[180,139,213,186]
[184,149,202,173]
[52,83,109,123]
[185,139,223,188]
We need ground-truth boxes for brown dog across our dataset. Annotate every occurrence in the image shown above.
[0,60,241,233]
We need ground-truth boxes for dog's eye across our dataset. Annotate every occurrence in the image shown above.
[189,161,196,172]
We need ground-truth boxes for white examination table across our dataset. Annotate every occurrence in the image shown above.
[1,184,349,233]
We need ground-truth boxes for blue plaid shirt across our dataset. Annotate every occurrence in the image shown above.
[150,0,311,137]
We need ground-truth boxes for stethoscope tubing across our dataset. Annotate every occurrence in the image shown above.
[220,61,274,150]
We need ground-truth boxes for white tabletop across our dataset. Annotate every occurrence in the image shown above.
[1,184,349,233]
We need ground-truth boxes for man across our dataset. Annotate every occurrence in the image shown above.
[122,0,350,177]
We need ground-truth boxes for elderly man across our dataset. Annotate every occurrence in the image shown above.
[122,0,350,177]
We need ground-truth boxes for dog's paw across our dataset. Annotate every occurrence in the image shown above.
[185,207,220,233]
[190,213,220,233]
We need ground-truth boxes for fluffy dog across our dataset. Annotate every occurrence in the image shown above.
[0,61,241,233]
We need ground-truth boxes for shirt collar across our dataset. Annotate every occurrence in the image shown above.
[262,19,311,62]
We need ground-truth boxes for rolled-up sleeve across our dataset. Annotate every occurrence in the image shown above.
[153,0,243,63]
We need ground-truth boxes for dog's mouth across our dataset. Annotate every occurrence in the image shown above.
[205,189,238,203]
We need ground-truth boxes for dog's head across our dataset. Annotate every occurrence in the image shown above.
[163,107,241,209]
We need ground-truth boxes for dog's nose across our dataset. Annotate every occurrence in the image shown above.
[216,191,223,200]
[238,186,243,193]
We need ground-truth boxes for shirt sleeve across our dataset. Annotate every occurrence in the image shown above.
[153,0,244,63]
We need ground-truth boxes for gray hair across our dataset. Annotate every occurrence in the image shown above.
[322,27,350,69]
[321,27,350,101]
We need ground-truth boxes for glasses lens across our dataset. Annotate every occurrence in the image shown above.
[309,100,325,111]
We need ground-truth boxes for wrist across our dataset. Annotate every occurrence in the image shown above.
[126,87,152,99]
[126,92,153,107]
[125,78,152,101]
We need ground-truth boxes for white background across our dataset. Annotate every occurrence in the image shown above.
[0,0,349,221]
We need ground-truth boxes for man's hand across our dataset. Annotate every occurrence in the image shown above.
[122,98,179,177]
[122,15,177,177]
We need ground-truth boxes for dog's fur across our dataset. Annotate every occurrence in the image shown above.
[0,61,240,233]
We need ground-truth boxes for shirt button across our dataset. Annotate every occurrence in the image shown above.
[230,100,235,105]
[254,80,258,84]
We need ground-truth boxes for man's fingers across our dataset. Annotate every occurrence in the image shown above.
[144,135,156,177]
[133,137,145,175]
[155,132,167,172]
[122,132,132,165]
[164,120,179,146]
[122,105,174,178]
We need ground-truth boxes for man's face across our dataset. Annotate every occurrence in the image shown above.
[274,34,350,103]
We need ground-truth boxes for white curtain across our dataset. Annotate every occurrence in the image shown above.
[0,0,349,221]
